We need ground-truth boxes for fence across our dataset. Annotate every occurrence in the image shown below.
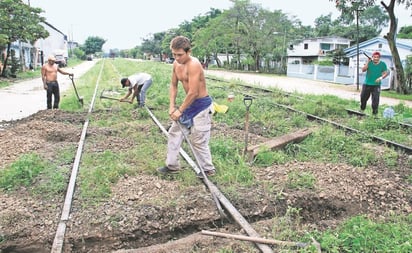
[286,63,391,89]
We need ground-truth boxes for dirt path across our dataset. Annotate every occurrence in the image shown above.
[205,69,412,108]
[0,60,96,122]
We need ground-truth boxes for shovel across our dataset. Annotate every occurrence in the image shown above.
[69,75,84,106]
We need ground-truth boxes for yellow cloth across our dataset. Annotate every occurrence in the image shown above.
[213,102,228,114]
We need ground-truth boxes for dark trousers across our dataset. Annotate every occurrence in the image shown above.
[360,85,380,115]
[46,81,60,109]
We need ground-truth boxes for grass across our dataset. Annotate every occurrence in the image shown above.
[0,153,67,197]
[0,153,46,191]
[1,59,411,252]
[382,89,412,101]
[286,171,316,189]
[318,214,412,253]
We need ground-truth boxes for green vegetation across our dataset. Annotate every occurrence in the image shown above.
[287,171,316,189]
[318,215,412,253]
[0,153,66,197]
[1,59,411,252]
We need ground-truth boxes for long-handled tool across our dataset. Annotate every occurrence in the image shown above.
[99,89,130,103]
[363,51,371,60]
[243,95,253,156]
[176,121,227,219]
[69,75,84,106]
[100,89,120,101]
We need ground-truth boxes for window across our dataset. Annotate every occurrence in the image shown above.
[320,43,331,50]
[304,43,308,50]
[378,43,382,48]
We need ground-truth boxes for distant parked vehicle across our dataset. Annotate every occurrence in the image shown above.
[86,55,93,61]
[54,54,67,67]
[165,58,174,64]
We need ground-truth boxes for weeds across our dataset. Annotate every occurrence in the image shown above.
[0,153,66,197]
[286,171,316,189]
[319,214,412,252]
[2,59,409,251]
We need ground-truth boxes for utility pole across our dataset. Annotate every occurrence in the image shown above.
[356,8,360,91]
[354,2,363,91]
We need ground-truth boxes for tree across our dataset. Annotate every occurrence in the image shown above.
[397,25,412,38]
[140,32,165,60]
[80,36,106,55]
[314,14,334,36]
[0,0,48,76]
[328,5,389,42]
[332,0,412,94]
[224,0,293,72]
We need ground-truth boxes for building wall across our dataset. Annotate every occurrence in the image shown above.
[288,37,351,59]
[33,23,67,67]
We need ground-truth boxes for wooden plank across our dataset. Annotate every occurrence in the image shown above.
[247,128,312,161]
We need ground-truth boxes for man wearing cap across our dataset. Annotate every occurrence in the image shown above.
[41,55,73,109]
[120,72,152,107]
[361,51,388,116]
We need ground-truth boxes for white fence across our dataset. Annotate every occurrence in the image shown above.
[287,64,391,89]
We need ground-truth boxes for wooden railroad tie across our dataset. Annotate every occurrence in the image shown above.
[246,128,313,162]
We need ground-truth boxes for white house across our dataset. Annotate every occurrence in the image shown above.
[33,21,68,67]
[287,36,352,64]
[286,36,412,88]
[7,21,68,70]
[344,37,412,88]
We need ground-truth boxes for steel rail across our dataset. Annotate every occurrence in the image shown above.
[145,107,274,253]
[208,79,412,155]
[271,101,412,155]
[216,78,412,131]
[51,61,106,253]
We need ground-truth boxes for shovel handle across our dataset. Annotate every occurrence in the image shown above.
[363,52,371,60]
[243,95,253,111]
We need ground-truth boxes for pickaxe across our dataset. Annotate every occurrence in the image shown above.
[99,89,129,102]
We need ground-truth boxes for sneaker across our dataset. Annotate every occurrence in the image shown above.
[196,170,216,179]
[157,166,179,174]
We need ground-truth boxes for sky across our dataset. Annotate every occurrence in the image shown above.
[29,0,411,51]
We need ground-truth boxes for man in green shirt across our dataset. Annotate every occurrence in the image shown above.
[360,51,388,116]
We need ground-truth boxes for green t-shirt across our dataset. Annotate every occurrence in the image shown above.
[364,61,388,86]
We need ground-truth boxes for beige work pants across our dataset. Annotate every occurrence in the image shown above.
[165,106,215,172]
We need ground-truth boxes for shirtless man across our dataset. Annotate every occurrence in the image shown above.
[41,55,73,109]
[157,36,216,178]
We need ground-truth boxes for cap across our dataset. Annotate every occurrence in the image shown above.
[121,78,128,88]
[48,55,56,61]
[372,51,381,57]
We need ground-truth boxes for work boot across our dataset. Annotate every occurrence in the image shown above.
[157,166,179,174]
[196,170,216,179]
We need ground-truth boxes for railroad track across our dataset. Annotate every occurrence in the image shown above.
[48,62,408,252]
[207,77,412,155]
[49,60,288,253]
[51,61,106,252]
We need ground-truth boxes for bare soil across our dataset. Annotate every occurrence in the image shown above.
[0,108,411,253]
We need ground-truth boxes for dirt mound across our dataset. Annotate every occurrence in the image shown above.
[0,110,411,252]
